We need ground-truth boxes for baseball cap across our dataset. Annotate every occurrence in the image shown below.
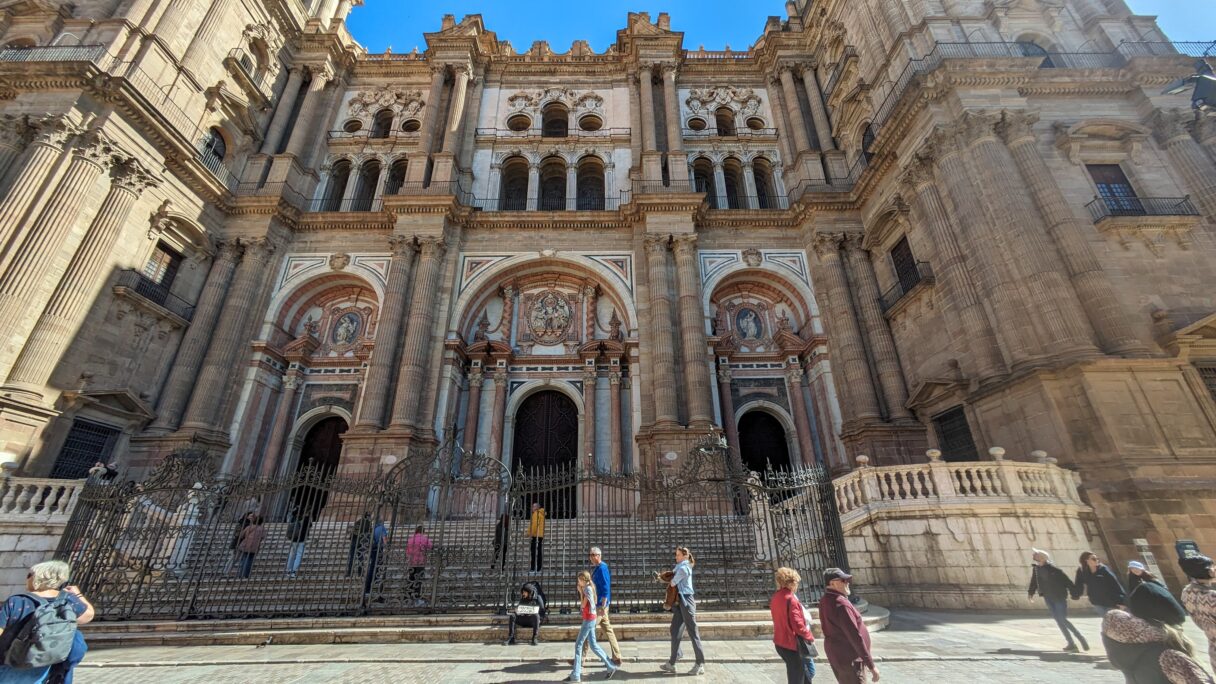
[823,568,853,583]
[1127,560,1146,571]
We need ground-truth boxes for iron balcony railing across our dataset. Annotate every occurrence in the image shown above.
[706,194,791,210]
[115,270,195,321]
[1086,195,1199,221]
[469,193,629,212]
[327,129,421,141]
[233,182,310,211]
[632,180,697,195]
[683,127,778,138]
[0,44,109,62]
[823,46,858,98]
[474,127,630,139]
[879,262,935,313]
[1116,40,1216,59]
[308,197,384,213]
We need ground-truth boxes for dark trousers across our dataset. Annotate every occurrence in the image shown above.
[408,566,424,599]
[1045,597,1085,645]
[238,551,255,578]
[346,537,360,576]
[529,536,543,571]
[776,644,812,683]
[508,614,539,641]
[364,545,380,595]
[826,656,864,684]
[668,595,705,665]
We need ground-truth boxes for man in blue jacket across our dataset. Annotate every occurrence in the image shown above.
[581,546,622,665]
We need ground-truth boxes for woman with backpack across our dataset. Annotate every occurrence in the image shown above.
[0,560,94,683]
[237,515,265,579]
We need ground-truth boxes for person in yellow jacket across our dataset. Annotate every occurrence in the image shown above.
[527,502,546,573]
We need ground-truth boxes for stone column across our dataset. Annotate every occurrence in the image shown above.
[768,77,798,164]
[785,363,816,466]
[638,64,658,152]
[842,236,912,421]
[0,134,112,373]
[458,75,485,169]
[150,240,243,431]
[0,117,77,255]
[4,160,158,395]
[285,64,334,160]
[566,164,578,211]
[878,0,909,44]
[440,65,471,155]
[672,234,713,427]
[810,233,881,422]
[261,68,305,155]
[389,236,447,429]
[661,65,686,169]
[999,111,1147,356]
[899,154,1006,379]
[799,63,835,151]
[712,161,728,209]
[958,112,1097,360]
[259,371,300,478]
[778,65,814,154]
[717,363,741,461]
[1151,108,1216,220]
[460,368,484,456]
[0,115,31,184]
[180,0,234,74]
[608,369,623,472]
[742,162,759,209]
[417,65,448,161]
[1195,117,1216,163]
[355,235,415,428]
[152,0,201,56]
[526,163,539,211]
[582,365,598,471]
[628,73,643,174]
[488,368,508,462]
[643,235,678,427]
[331,0,360,27]
[181,237,276,431]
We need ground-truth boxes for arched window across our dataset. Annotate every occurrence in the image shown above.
[542,103,569,138]
[384,158,408,195]
[538,156,567,210]
[370,109,394,138]
[1015,34,1057,69]
[861,123,876,164]
[203,127,227,164]
[499,156,529,211]
[321,159,352,211]
[754,158,777,209]
[576,157,606,210]
[692,158,716,207]
[715,107,737,137]
[351,159,381,210]
[722,157,744,209]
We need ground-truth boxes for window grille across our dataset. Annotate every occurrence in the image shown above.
[890,236,921,294]
[932,406,977,462]
[51,419,121,479]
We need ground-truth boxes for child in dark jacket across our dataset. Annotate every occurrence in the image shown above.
[1073,551,1128,615]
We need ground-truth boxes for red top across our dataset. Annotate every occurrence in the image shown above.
[581,585,596,621]
[770,587,814,651]
[818,588,873,668]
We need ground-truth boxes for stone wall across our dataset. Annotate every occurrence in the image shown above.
[834,454,1102,610]
[0,477,83,596]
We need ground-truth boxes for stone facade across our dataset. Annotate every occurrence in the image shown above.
[0,0,1213,589]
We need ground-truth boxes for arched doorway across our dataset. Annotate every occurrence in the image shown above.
[512,390,578,518]
[292,416,347,516]
[738,410,792,473]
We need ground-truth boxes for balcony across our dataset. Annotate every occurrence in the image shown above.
[1085,196,1200,221]
[879,262,934,314]
[308,197,384,212]
[0,44,109,63]
[114,270,195,321]
[823,46,858,99]
[682,127,777,139]
[706,194,791,210]
[468,192,629,212]
[474,127,631,140]
[223,48,274,104]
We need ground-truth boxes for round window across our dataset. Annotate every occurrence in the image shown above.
[343,119,363,133]
[578,114,603,132]
[506,114,532,132]
[746,117,766,131]
[687,118,707,131]
[401,119,422,132]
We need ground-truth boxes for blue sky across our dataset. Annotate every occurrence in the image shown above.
[346,1,1213,54]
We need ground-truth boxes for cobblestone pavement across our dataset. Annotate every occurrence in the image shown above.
[75,609,1215,683]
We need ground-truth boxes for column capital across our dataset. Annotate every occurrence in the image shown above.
[671,232,698,255]
[500,282,516,298]
[111,157,161,194]
[997,109,1040,145]
[840,232,867,253]
[304,62,335,82]
[467,368,484,385]
[582,366,598,383]
[955,110,1001,146]
[493,368,508,385]
[660,63,679,79]
[429,63,448,77]
[28,114,80,150]
[643,233,670,255]
[609,369,622,384]
[898,153,936,192]
[717,365,732,384]
[282,374,301,391]
[810,231,845,257]
[923,124,963,160]
[451,62,472,77]
[1149,108,1194,146]
[785,364,805,384]
[239,235,276,263]
[215,238,245,263]
[0,113,33,148]
[417,235,447,258]
[777,61,798,76]
[388,234,416,257]
[74,132,121,168]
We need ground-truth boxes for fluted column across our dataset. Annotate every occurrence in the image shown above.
[526,163,539,211]
[150,240,242,431]
[842,236,912,421]
[389,236,447,429]
[0,134,112,373]
[259,371,300,478]
[331,0,361,27]
[628,73,643,173]
[999,111,1146,356]
[582,365,598,471]
[661,64,686,169]
[261,68,305,155]
[181,237,277,431]
[566,164,578,211]
[811,233,881,422]
[608,369,623,472]
[768,76,799,164]
[0,117,77,256]
[638,64,658,152]
[152,0,201,56]
[4,160,158,394]
[440,65,471,155]
[712,161,728,209]
[742,162,759,209]
[799,63,835,151]
[315,0,339,21]
[785,363,816,466]
[461,368,484,457]
[958,112,1097,359]
[717,363,740,461]
[488,368,508,462]
[0,115,31,186]
[181,0,234,74]
[643,235,678,426]
[458,75,485,169]
[1195,117,1216,163]
[285,64,333,160]
[778,65,814,154]
[899,154,1006,379]
[418,65,448,158]
[878,0,909,44]
[672,234,713,427]
[1151,108,1216,220]
[355,235,416,428]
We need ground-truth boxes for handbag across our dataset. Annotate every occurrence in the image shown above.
[787,594,818,679]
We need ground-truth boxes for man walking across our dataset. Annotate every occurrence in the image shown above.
[581,547,622,665]
[527,502,546,573]
[818,568,879,683]
[347,511,372,577]
[285,509,311,578]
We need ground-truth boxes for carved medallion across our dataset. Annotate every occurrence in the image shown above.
[526,290,573,344]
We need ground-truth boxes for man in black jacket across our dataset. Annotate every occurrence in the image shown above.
[1029,549,1089,652]
[505,582,545,646]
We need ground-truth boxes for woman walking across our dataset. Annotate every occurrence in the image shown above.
[1028,549,1088,651]
[0,561,96,683]
[771,567,815,683]
[565,570,619,682]
[659,546,705,676]
[1074,551,1127,615]
[236,515,265,579]
[1128,561,1165,594]
[223,511,254,575]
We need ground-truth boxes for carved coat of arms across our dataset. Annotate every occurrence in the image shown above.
[526,290,573,344]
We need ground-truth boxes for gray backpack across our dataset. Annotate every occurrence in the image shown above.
[4,593,78,669]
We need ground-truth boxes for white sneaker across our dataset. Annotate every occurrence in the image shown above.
[688,664,705,676]
[658,662,676,673]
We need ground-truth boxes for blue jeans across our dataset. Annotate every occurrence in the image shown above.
[286,542,306,574]
[238,551,256,578]
[572,618,616,681]
[1045,598,1084,645]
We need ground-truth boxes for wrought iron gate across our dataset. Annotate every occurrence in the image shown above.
[57,441,846,620]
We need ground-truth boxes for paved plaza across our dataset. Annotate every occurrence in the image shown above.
[74,609,1215,683]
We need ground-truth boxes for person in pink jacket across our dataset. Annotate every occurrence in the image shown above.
[405,525,433,605]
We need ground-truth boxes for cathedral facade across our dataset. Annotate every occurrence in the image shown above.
[0,0,1214,584]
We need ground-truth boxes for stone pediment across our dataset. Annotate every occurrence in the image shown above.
[1158,310,1216,360]
[62,389,155,425]
[905,377,966,413]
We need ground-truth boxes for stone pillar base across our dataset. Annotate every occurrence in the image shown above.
[126,429,232,478]
[838,422,928,470]
[427,152,458,187]
[641,152,665,185]
[0,395,58,474]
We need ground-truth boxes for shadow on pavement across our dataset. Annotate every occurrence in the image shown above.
[991,647,1116,669]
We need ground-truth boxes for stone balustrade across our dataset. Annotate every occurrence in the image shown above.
[0,476,86,596]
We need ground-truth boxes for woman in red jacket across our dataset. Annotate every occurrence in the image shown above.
[770,566,816,683]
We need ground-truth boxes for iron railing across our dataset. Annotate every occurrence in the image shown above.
[1086,196,1200,221]
[706,194,791,210]
[631,179,697,195]
[683,127,778,138]
[474,127,631,139]
[308,197,384,213]
[233,182,311,211]
[114,270,195,321]
[1116,40,1216,59]
[0,44,109,62]
[469,193,629,212]
[823,46,858,98]
[879,262,935,313]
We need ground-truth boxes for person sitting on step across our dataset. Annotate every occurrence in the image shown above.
[505,581,545,646]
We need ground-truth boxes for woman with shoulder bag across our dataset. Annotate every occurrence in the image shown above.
[771,566,816,683]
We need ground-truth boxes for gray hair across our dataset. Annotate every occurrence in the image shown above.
[589,547,602,557]
[1032,548,1051,562]
[29,560,70,591]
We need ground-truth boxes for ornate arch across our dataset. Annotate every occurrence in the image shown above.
[734,400,802,469]
[280,405,353,477]
[262,270,384,342]
[501,378,586,471]
[703,265,822,335]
